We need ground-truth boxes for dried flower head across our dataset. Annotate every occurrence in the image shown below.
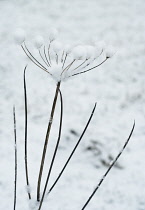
[15,28,115,82]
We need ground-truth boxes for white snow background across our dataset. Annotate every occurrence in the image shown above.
[0,0,145,209]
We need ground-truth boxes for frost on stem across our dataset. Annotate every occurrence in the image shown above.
[50,62,64,82]
[72,45,87,60]
[85,45,96,59]
[18,28,115,82]
[64,44,72,54]
[34,35,44,49]
[25,185,31,194]
[52,40,63,53]
[105,46,116,59]
[95,40,106,51]
[48,28,58,42]
[14,28,26,44]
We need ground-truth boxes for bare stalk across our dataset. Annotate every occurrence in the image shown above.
[24,66,31,200]
[21,45,49,74]
[47,103,97,194]
[62,53,67,68]
[61,59,75,76]
[81,121,135,210]
[13,106,17,210]
[73,59,87,71]
[56,53,58,64]
[72,58,108,77]
[48,42,52,65]
[23,42,48,72]
[37,81,61,201]
[44,46,51,67]
[61,51,64,63]
[39,48,50,68]
[38,89,63,210]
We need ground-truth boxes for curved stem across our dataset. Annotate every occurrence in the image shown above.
[71,58,108,77]
[38,89,63,210]
[37,81,61,201]
[23,42,48,71]
[48,42,52,65]
[47,103,97,194]
[73,59,87,71]
[81,121,135,210]
[39,48,50,68]
[44,46,51,67]
[61,59,75,76]
[21,45,50,74]
[24,66,31,200]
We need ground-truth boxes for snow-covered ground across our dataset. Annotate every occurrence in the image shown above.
[0,0,145,209]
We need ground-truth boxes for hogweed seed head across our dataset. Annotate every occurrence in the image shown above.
[19,28,114,82]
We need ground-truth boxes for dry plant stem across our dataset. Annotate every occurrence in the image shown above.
[13,106,17,210]
[23,42,48,71]
[81,121,135,210]
[38,89,63,210]
[78,49,104,73]
[73,59,88,71]
[61,59,75,76]
[64,59,75,71]
[48,103,97,194]
[48,42,51,65]
[24,66,31,200]
[37,81,61,201]
[56,53,58,64]
[62,53,67,68]
[44,46,51,67]
[72,58,108,77]
[61,51,64,62]
[39,49,50,68]
[21,45,49,74]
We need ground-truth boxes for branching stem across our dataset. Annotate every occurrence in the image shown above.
[72,58,108,77]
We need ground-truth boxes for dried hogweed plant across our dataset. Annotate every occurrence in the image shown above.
[13,28,135,210]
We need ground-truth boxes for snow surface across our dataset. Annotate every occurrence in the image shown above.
[0,0,145,210]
